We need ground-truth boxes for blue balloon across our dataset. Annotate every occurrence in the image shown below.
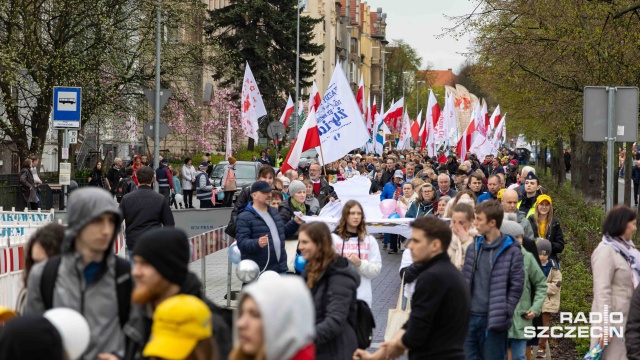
[228,243,242,264]
[294,254,307,273]
[388,212,401,219]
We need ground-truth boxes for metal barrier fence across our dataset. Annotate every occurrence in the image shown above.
[1,217,232,309]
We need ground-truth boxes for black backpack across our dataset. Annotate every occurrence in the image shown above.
[115,178,133,203]
[354,299,376,349]
[40,255,133,328]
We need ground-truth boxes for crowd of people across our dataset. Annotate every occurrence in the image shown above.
[7,144,640,360]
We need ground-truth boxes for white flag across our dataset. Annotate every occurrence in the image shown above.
[241,62,267,142]
[445,92,459,144]
[374,113,390,155]
[316,64,370,164]
[225,112,232,160]
[397,112,412,150]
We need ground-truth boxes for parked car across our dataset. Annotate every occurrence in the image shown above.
[211,161,263,205]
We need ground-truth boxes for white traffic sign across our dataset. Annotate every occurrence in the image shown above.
[68,130,78,144]
[53,87,82,129]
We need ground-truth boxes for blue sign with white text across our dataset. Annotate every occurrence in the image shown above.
[53,87,82,129]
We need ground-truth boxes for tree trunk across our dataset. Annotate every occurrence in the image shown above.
[625,143,633,206]
[551,138,566,185]
[573,132,604,203]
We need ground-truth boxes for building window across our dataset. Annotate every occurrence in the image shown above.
[301,0,309,12]
[355,0,360,24]
[350,62,356,83]
[350,38,358,55]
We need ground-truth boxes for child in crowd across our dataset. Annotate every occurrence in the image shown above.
[270,190,283,210]
[303,179,320,215]
[536,238,562,359]
[171,169,184,209]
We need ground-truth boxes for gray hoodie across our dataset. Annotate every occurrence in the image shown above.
[237,276,316,360]
[26,188,125,360]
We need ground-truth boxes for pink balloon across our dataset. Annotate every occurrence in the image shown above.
[379,199,398,216]
[397,207,407,218]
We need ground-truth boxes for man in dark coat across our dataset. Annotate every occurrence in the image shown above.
[355,216,471,360]
[225,165,275,238]
[236,181,302,274]
[462,200,524,359]
[107,158,126,195]
[633,160,640,206]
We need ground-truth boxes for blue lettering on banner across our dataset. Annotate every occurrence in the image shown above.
[0,213,50,222]
[0,228,25,237]
[190,225,216,230]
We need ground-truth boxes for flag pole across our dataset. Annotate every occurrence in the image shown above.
[319,143,328,178]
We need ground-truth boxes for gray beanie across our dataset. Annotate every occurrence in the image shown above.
[289,180,306,196]
[501,220,524,238]
[536,238,552,255]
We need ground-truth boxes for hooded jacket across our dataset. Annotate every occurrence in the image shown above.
[405,199,435,218]
[306,256,360,360]
[236,276,316,360]
[26,188,126,360]
[508,248,547,340]
[122,272,232,360]
[461,233,525,332]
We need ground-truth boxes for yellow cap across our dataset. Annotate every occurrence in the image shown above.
[536,194,552,206]
[0,307,17,322]
[497,189,506,200]
[143,295,212,360]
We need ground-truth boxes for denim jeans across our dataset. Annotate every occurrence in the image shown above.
[383,233,390,245]
[508,339,527,360]
[464,315,508,360]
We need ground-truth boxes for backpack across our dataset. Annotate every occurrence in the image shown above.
[40,255,133,328]
[115,178,134,203]
[354,299,376,349]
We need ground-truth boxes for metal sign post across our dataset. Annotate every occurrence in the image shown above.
[583,86,639,212]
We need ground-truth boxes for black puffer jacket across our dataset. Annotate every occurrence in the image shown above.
[225,186,251,238]
[122,272,231,360]
[306,256,360,360]
[529,216,565,263]
[279,198,311,240]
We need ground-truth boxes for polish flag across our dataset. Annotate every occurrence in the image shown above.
[489,105,501,132]
[281,109,321,174]
[356,75,365,114]
[411,110,422,142]
[308,81,322,113]
[241,62,267,142]
[279,94,295,127]
[456,116,475,161]
[425,89,440,156]
[384,98,404,130]
[367,96,377,134]
[481,100,489,131]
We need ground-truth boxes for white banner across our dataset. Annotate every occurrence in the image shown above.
[317,65,370,164]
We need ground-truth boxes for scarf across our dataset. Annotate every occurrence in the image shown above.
[290,197,307,214]
[602,234,640,288]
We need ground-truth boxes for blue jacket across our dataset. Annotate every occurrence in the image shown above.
[236,202,300,273]
[380,181,400,201]
[461,234,525,332]
[477,192,497,203]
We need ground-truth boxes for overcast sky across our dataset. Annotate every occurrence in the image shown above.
[381,0,478,73]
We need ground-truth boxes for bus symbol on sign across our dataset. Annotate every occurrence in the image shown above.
[59,98,76,105]
[57,91,78,111]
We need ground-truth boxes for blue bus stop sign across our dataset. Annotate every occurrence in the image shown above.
[53,87,82,129]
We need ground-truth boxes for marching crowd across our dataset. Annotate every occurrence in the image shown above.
[6,145,640,360]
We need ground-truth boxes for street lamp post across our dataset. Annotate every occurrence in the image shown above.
[416,80,425,118]
[153,0,162,191]
[294,0,304,139]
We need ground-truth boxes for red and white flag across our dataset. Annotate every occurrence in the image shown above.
[411,110,422,142]
[281,109,321,174]
[384,98,404,130]
[481,100,489,131]
[425,89,440,156]
[279,94,294,127]
[366,96,375,134]
[397,111,412,150]
[488,105,501,133]
[456,114,476,161]
[309,81,322,113]
[356,75,365,114]
[241,62,267,142]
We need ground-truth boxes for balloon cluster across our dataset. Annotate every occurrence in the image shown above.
[379,199,402,219]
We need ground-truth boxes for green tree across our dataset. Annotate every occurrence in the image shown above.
[204,0,324,133]
[383,39,422,112]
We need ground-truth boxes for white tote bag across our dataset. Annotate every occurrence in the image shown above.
[384,274,411,341]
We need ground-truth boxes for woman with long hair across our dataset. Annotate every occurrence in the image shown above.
[88,161,110,191]
[15,223,64,313]
[590,206,640,359]
[405,183,437,218]
[298,222,359,360]
[528,194,564,263]
[230,276,316,360]
[19,158,38,210]
[332,200,381,307]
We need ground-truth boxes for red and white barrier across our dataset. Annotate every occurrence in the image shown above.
[0,219,231,309]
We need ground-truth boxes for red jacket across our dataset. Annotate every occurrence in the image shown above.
[291,344,315,360]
